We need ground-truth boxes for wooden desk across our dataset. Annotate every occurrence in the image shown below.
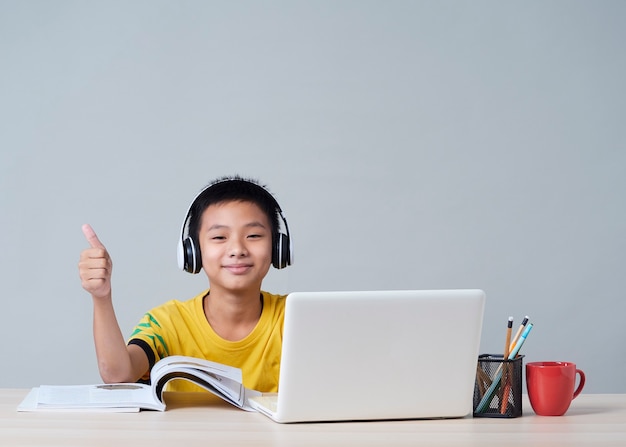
[1,389,625,446]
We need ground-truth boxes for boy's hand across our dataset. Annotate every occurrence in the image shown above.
[79,224,112,300]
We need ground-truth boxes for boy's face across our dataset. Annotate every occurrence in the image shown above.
[198,200,273,294]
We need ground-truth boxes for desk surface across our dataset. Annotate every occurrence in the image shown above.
[2,389,625,446]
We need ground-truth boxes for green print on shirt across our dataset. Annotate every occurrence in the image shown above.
[130,314,169,356]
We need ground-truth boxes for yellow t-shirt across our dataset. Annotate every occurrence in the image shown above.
[128,290,286,392]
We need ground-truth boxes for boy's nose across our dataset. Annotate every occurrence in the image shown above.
[229,240,248,257]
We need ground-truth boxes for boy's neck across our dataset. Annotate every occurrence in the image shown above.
[202,288,264,341]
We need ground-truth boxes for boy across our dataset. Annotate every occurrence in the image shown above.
[78,176,292,392]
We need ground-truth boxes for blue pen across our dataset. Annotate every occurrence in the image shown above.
[476,323,534,413]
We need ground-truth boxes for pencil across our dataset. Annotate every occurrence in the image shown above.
[501,316,527,414]
[499,317,514,413]
[508,316,529,353]
[476,366,488,397]
[500,379,512,414]
[504,317,514,359]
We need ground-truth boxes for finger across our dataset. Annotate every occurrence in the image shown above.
[79,256,110,271]
[80,247,108,262]
[82,224,105,249]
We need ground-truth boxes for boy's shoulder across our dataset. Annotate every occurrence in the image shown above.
[261,291,288,318]
[144,290,208,319]
[261,290,287,301]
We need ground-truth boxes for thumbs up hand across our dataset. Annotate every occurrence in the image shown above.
[79,224,112,300]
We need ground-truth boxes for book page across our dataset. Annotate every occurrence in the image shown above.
[150,356,261,410]
[35,384,163,411]
[17,388,141,413]
[152,356,244,383]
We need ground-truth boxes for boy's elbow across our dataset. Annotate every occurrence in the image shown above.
[98,361,134,384]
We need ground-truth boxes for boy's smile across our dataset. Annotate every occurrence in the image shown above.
[223,263,254,275]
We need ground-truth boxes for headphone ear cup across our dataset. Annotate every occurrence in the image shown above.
[182,237,202,274]
[273,233,291,269]
[177,238,186,271]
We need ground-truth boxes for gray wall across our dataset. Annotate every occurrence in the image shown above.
[1,1,624,392]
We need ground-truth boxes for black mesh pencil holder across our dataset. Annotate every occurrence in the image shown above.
[473,354,524,418]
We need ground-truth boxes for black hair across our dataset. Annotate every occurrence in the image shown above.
[187,176,281,247]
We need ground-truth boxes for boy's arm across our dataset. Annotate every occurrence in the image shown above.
[91,294,149,383]
[79,224,149,383]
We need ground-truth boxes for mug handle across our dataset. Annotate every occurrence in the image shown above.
[573,369,586,399]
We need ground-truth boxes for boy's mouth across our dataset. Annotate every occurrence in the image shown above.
[223,264,253,274]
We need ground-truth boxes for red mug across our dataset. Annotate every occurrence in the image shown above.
[526,361,585,416]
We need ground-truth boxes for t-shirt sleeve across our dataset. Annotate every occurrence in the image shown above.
[128,311,171,380]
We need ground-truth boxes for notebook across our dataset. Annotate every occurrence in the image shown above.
[248,289,485,423]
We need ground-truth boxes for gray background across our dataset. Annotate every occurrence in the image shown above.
[1,1,624,392]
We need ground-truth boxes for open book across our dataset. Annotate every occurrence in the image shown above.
[17,355,261,412]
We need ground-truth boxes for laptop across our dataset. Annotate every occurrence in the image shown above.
[249,289,485,423]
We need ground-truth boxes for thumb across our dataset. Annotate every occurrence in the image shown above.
[82,224,105,249]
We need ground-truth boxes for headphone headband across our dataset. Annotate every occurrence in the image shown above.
[177,177,293,273]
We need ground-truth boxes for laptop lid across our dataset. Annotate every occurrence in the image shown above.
[263,289,485,423]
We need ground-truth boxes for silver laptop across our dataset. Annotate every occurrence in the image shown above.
[249,289,485,423]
